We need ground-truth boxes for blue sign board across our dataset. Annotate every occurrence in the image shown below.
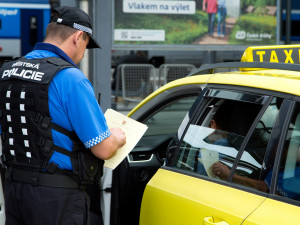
[0,8,20,38]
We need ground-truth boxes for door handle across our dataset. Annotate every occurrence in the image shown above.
[203,217,229,225]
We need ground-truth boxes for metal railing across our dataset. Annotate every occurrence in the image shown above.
[114,64,156,103]
[112,63,197,106]
[158,64,197,86]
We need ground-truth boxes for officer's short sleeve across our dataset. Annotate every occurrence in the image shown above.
[47,66,112,149]
[66,79,111,148]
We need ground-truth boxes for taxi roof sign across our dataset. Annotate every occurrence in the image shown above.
[241,45,300,64]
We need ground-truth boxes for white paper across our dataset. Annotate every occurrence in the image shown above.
[199,148,219,177]
[184,124,261,168]
[104,109,148,170]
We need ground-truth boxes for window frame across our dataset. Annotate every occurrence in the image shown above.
[164,85,299,202]
[167,87,273,176]
[269,100,300,206]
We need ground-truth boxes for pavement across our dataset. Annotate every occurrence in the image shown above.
[192,17,236,45]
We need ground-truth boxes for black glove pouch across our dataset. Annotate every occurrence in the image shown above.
[77,150,104,185]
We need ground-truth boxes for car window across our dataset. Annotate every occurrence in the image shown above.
[232,97,282,191]
[168,91,266,181]
[143,96,197,136]
[132,96,198,161]
[276,102,300,201]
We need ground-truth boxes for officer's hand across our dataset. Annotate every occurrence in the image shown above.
[110,127,126,148]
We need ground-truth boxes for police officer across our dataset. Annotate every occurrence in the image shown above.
[0,6,126,225]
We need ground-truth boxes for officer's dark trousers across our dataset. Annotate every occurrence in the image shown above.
[4,180,90,225]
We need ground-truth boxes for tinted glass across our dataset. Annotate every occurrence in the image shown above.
[169,96,263,180]
[276,103,300,200]
[143,96,198,136]
[134,96,198,161]
[233,97,281,191]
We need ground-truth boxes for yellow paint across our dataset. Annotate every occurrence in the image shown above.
[241,44,300,63]
[128,68,300,117]
[243,198,300,225]
[140,169,266,225]
[131,46,300,225]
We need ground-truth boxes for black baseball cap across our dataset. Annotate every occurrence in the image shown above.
[50,6,101,49]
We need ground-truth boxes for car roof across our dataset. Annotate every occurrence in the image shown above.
[129,44,300,115]
[134,67,300,105]
[206,69,300,95]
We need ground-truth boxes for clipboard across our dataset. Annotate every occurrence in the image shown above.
[104,109,148,170]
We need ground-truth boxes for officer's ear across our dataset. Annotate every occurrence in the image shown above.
[73,30,83,47]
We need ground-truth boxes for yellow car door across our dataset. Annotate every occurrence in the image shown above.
[243,101,300,225]
[140,168,266,225]
[140,85,290,225]
[139,45,300,225]
[242,199,300,225]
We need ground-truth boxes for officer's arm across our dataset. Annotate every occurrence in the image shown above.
[90,127,126,160]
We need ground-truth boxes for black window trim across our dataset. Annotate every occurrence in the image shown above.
[269,100,295,195]
[205,88,270,105]
[228,95,274,182]
[168,86,273,176]
[164,85,300,206]
[208,84,297,101]
[167,88,210,168]
[260,99,300,207]
[186,88,273,182]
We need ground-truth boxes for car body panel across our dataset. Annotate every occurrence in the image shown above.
[140,168,266,225]
[130,69,300,118]
[243,198,300,225]
[128,76,208,116]
[110,83,203,225]
[207,70,300,96]
[110,46,300,225]
[128,83,203,119]
[137,45,300,225]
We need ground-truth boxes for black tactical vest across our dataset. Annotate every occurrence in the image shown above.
[0,57,103,186]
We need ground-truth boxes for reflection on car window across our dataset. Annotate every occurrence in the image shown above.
[143,96,197,136]
[135,96,197,161]
[276,103,300,201]
[233,97,281,191]
[175,126,245,176]
[169,98,263,181]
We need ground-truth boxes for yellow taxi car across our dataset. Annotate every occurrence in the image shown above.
[108,45,300,225]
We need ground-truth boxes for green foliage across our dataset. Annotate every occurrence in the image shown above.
[229,14,276,45]
[241,0,276,10]
[114,11,208,45]
[255,0,266,8]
